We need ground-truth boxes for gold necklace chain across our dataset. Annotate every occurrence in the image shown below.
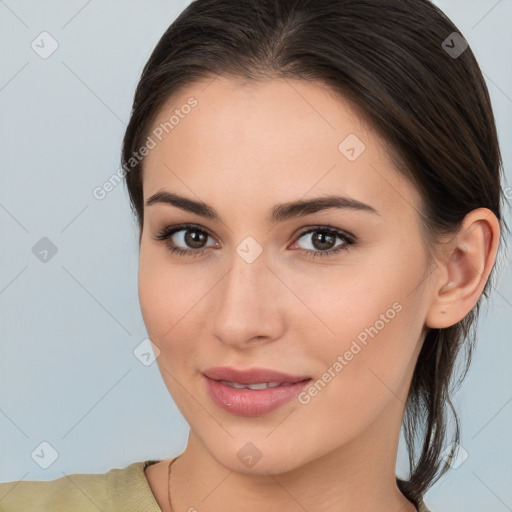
[167,455,181,512]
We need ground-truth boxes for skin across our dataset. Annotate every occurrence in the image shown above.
[138,76,500,512]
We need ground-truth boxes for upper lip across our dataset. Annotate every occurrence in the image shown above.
[203,366,311,385]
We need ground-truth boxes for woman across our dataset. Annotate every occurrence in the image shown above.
[0,0,506,511]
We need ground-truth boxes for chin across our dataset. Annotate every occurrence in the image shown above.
[204,438,312,476]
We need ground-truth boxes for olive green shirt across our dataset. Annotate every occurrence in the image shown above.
[0,460,432,511]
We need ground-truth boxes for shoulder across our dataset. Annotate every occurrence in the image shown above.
[0,460,160,512]
[0,469,109,511]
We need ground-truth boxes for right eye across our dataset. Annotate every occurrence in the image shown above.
[153,223,219,257]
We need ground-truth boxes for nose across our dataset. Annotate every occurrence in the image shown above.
[210,246,285,349]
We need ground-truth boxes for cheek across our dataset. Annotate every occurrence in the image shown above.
[296,284,425,445]
[286,268,410,351]
[316,266,426,411]
[137,245,213,364]
[139,244,192,328]
[295,241,427,375]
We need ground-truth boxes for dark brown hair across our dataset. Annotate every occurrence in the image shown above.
[121,0,508,506]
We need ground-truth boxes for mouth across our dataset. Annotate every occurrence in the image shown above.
[202,366,312,416]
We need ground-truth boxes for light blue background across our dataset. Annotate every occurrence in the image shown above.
[0,1,510,511]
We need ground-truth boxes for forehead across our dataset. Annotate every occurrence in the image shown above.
[142,76,422,221]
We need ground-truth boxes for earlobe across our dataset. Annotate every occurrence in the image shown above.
[425,208,500,329]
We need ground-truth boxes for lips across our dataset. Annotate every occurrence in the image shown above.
[202,366,311,385]
[202,367,313,416]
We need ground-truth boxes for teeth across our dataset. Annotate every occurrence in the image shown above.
[219,380,291,390]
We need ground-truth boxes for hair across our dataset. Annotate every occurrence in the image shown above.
[121,0,508,506]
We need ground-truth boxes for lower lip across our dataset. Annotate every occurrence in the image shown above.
[204,375,312,416]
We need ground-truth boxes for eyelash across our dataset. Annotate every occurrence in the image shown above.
[153,223,356,259]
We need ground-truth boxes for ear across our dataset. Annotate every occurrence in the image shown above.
[425,208,501,329]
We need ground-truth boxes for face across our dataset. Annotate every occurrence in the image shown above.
[138,76,434,474]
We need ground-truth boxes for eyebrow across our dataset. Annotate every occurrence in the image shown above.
[145,190,379,224]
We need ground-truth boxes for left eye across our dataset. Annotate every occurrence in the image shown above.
[291,226,355,258]
[153,223,355,259]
